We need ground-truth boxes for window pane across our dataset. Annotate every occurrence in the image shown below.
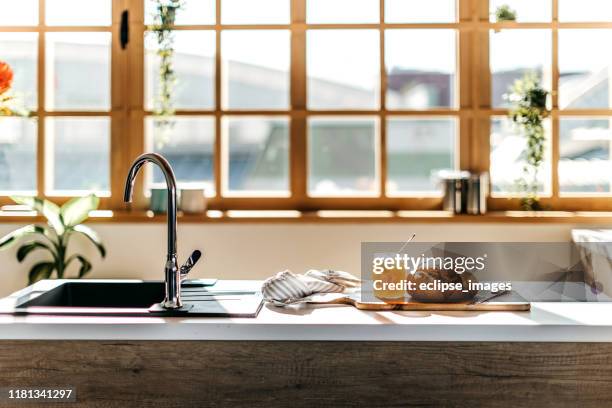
[146,117,215,196]
[307,30,380,110]
[47,117,110,195]
[223,117,290,195]
[46,0,111,26]
[145,0,216,25]
[0,118,37,194]
[490,30,551,108]
[221,0,290,24]
[490,0,551,22]
[386,29,456,110]
[490,116,551,195]
[559,0,612,22]
[0,33,37,110]
[307,0,379,24]
[222,30,290,110]
[0,0,38,25]
[387,117,456,195]
[308,117,379,196]
[560,118,612,194]
[145,31,215,111]
[559,30,612,110]
[385,0,455,23]
[46,33,111,111]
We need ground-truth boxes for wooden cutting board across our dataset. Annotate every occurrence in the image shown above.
[306,291,530,311]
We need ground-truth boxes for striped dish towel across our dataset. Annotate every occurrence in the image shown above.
[262,269,361,306]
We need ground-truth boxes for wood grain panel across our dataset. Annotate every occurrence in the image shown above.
[1,341,612,408]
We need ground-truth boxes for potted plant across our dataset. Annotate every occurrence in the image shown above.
[158,0,180,26]
[495,4,517,22]
[0,195,106,284]
[505,72,550,211]
[150,0,183,133]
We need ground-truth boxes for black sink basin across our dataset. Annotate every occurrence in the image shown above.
[21,281,165,308]
[6,280,264,317]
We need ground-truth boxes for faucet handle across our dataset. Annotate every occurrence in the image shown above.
[180,250,202,279]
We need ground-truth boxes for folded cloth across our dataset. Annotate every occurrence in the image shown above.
[262,269,361,306]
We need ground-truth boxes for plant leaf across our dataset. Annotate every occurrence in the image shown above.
[28,262,55,284]
[73,224,106,258]
[74,255,92,278]
[0,224,47,249]
[11,196,64,235]
[60,194,99,227]
[16,241,51,263]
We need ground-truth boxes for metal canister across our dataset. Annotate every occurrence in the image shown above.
[466,172,489,215]
[441,177,457,213]
[439,171,470,214]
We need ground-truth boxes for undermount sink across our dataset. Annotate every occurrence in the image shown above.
[3,280,264,317]
[22,281,166,308]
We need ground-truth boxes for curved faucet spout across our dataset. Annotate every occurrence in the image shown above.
[124,153,181,309]
[124,153,177,256]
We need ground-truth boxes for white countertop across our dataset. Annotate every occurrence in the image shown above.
[2,301,612,342]
[2,279,612,342]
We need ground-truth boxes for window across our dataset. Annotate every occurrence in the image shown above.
[0,0,611,213]
[0,0,112,207]
[486,0,612,210]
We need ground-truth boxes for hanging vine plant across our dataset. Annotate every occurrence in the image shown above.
[494,4,517,22]
[505,72,550,211]
[150,0,183,132]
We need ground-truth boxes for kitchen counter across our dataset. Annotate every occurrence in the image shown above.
[3,280,612,407]
[2,285,612,341]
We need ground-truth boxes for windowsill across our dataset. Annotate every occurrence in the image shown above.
[0,210,612,224]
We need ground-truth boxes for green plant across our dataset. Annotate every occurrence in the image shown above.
[505,72,550,210]
[0,195,106,284]
[495,4,517,22]
[150,0,183,134]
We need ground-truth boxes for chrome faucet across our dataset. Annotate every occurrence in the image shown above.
[124,153,201,310]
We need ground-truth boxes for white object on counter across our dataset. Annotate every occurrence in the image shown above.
[180,189,207,214]
[572,229,612,296]
[261,269,360,306]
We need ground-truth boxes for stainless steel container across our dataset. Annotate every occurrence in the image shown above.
[466,172,488,215]
[439,170,488,215]
[439,171,470,214]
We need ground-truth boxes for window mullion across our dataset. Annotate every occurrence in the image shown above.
[214,0,222,199]
[37,0,46,199]
[379,0,387,199]
[290,0,307,208]
[123,0,147,210]
[551,0,560,201]
[477,0,492,204]
[109,0,130,210]
[458,1,472,171]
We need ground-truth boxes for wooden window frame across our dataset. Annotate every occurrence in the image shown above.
[124,0,465,212]
[0,0,124,209]
[1,0,611,214]
[479,0,612,211]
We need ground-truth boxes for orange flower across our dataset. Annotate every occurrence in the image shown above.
[0,61,14,95]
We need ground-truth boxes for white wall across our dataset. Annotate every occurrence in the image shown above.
[0,222,592,297]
